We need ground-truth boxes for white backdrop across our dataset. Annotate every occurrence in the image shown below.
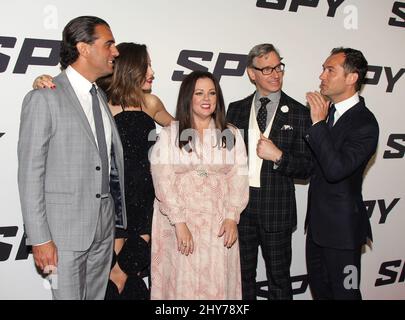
[1,0,404,299]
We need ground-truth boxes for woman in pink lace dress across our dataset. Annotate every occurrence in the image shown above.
[150,71,249,300]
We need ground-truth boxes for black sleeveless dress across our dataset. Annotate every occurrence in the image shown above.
[105,110,156,300]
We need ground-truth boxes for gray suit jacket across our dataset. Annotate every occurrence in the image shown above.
[18,71,127,251]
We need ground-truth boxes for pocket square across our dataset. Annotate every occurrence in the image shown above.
[281,124,293,130]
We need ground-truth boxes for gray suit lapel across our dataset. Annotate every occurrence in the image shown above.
[54,71,98,149]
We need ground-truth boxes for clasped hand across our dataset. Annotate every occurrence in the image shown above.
[256,133,282,162]
[306,91,330,124]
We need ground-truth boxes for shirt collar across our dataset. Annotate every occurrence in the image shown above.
[334,92,359,115]
[65,65,96,96]
[254,90,281,107]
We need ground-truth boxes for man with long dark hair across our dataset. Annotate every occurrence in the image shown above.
[18,16,126,299]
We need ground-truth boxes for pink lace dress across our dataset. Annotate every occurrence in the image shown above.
[150,122,249,300]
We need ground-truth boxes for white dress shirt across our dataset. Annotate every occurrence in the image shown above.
[330,93,360,126]
[65,66,112,167]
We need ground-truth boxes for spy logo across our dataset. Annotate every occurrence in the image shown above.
[375,260,405,287]
[256,0,346,17]
[383,134,405,159]
[364,198,401,224]
[0,226,31,262]
[389,1,405,28]
[257,274,309,298]
[0,36,60,73]
[172,50,247,82]
[365,66,405,93]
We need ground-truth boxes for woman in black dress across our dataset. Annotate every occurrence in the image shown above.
[100,43,173,299]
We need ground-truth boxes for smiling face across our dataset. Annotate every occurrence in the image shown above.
[191,77,217,123]
[247,51,284,96]
[141,54,155,91]
[84,24,119,81]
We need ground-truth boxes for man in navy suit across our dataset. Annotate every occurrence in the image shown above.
[305,47,379,299]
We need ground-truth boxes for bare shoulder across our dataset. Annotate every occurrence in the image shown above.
[144,93,164,111]
[143,93,173,126]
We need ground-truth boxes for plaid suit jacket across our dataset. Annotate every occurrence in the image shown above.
[226,91,312,232]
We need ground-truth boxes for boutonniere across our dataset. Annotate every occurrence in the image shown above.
[280,105,289,113]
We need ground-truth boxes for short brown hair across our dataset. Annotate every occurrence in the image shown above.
[247,43,282,68]
[330,47,368,92]
[97,42,148,108]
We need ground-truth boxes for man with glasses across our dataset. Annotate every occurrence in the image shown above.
[226,43,312,300]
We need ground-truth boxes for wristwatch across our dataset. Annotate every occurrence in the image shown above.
[274,153,283,166]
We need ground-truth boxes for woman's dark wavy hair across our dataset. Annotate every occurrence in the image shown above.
[175,70,234,151]
[97,43,148,108]
[60,16,109,70]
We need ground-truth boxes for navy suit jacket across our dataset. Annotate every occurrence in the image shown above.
[304,96,379,249]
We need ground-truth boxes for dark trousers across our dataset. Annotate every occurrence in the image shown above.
[238,189,293,300]
[306,229,362,300]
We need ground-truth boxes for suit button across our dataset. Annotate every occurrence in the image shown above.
[96,194,101,198]
[96,166,101,171]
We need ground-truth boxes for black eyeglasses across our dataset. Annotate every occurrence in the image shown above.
[252,63,285,75]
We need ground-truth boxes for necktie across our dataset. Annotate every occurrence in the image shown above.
[90,84,109,194]
[327,103,336,128]
[257,97,270,133]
